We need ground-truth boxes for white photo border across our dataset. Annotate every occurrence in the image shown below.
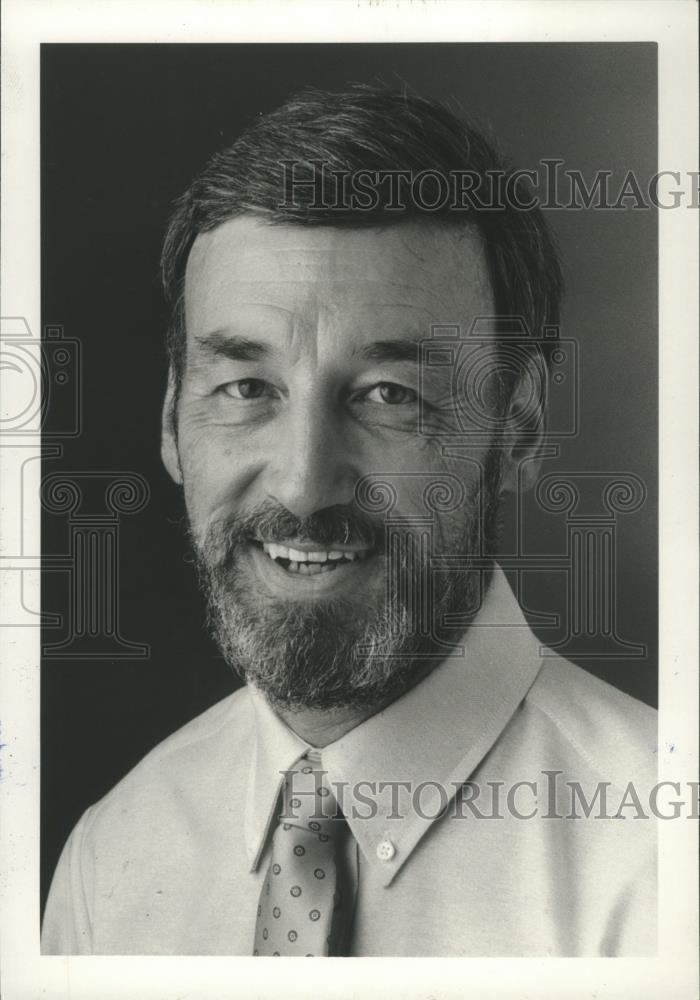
[1,2,698,998]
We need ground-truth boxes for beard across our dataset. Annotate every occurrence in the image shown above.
[189,451,504,712]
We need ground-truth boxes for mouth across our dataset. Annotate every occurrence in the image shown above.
[252,538,373,576]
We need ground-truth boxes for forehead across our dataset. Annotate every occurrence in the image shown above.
[184,216,493,337]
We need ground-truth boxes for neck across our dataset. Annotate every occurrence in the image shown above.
[273,659,439,747]
[275,702,382,747]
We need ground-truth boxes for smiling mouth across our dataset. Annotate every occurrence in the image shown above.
[252,539,373,576]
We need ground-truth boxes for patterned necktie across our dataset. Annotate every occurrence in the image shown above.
[253,754,350,956]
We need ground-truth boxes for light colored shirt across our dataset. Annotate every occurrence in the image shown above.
[42,567,657,956]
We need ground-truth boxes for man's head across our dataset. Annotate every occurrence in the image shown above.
[159,84,562,711]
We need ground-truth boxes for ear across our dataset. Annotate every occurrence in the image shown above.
[499,350,548,494]
[161,367,183,485]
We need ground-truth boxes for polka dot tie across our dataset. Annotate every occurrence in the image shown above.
[253,755,349,957]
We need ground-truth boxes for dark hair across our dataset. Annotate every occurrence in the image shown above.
[161,83,563,400]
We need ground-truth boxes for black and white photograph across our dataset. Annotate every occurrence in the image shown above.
[1,2,698,998]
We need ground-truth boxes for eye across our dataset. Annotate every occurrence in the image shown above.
[364,382,418,405]
[221,378,273,400]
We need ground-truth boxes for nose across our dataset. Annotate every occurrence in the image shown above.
[266,391,359,519]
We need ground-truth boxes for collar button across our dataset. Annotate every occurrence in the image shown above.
[376,838,396,862]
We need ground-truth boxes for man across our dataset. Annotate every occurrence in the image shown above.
[42,84,656,956]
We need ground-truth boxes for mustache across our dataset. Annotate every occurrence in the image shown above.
[198,501,386,563]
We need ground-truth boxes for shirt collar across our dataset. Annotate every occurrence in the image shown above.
[244,690,310,871]
[244,566,543,885]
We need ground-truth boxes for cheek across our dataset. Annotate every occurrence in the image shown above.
[176,421,260,532]
[375,434,489,485]
[381,439,493,533]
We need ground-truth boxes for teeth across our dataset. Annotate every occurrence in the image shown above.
[285,547,304,562]
[307,551,327,563]
[261,540,370,566]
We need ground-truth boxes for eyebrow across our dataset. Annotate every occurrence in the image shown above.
[193,333,422,365]
[355,339,420,364]
[193,332,269,362]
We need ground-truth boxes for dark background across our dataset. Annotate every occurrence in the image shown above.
[41,43,658,911]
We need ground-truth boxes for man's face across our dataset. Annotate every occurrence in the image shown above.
[163,216,504,709]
